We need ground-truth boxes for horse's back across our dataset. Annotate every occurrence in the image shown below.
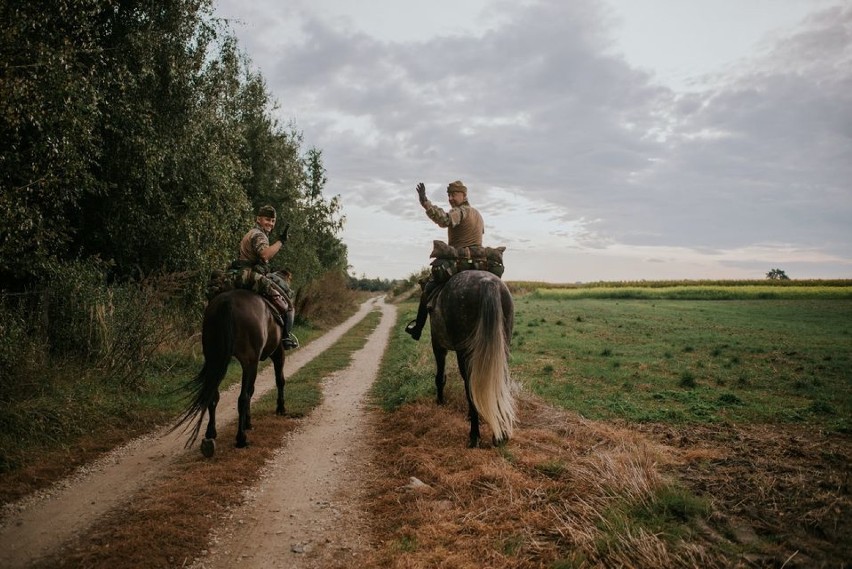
[204,289,280,361]
[432,270,513,349]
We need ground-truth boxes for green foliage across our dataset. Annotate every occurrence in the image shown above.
[766,268,790,280]
[389,267,431,298]
[1,0,347,290]
[510,279,852,291]
[349,274,400,292]
[532,284,852,300]
[294,270,359,327]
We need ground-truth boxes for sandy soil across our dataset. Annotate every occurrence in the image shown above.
[0,297,390,569]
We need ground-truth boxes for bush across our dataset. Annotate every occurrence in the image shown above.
[295,270,359,327]
[21,260,200,391]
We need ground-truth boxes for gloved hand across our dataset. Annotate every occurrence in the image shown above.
[278,223,290,243]
[416,182,427,204]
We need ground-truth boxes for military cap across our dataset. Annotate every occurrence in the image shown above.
[446,180,467,195]
[257,205,276,218]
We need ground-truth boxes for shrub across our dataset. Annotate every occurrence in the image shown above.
[295,270,359,327]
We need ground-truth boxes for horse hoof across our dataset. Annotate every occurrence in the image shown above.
[493,436,509,448]
[467,438,480,449]
[200,438,216,458]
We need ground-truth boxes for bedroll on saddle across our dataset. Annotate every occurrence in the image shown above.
[428,240,506,283]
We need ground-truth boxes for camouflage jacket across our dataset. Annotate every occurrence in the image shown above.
[422,200,484,248]
[238,224,271,267]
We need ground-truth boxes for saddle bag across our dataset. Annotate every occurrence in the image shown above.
[428,240,506,284]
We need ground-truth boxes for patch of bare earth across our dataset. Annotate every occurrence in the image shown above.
[637,422,851,568]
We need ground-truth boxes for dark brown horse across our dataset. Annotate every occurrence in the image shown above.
[429,270,516,447]
[174,289,285,457]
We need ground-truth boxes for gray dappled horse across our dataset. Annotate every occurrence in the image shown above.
[429,270,516,447]
[174,289,286,457]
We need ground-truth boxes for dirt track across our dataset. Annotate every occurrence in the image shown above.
[0,297,392,569]
[191,297,395,568]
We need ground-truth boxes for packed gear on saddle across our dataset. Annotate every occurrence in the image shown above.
[404,180,507,341]
[427,240,505,283]
[205,205,299,350]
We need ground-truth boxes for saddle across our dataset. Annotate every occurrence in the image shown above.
[205,269,288,327]
[259,296,287,328]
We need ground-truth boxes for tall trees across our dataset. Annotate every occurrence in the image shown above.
[1,0,347,290]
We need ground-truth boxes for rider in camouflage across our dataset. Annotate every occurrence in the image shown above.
[237,205,299,349]
[405,180,484,340]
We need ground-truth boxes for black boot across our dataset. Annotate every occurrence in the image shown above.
[268,293,298,349]
[282,307,299,349]
[404,291,429,341]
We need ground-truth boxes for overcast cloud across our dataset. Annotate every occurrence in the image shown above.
[215,0,852,281]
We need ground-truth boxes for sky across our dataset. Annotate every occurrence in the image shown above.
[214,0,852,283]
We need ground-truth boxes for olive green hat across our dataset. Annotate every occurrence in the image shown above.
[257,205,276,218]
[446,180,467,195]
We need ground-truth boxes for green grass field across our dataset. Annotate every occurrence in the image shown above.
[512,294,851,431]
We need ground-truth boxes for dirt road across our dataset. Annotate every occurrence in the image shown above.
[191,297,396,568]
[0,297,393,569]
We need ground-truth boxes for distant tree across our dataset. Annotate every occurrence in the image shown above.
[766,268,790,280]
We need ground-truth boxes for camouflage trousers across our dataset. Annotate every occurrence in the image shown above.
[206,268,292,309]
[234,269,292,306]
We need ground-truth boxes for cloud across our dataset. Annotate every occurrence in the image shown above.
[217,0,852,279]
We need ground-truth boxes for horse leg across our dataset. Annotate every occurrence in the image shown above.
[273,349,286,415]
[456,351,480,448]
[204,389,220,440]
[236,362,258,448]
[433,341,448,405]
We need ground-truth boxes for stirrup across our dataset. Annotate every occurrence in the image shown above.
[282,334,299,350]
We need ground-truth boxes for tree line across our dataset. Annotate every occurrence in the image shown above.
[1,0,347,293]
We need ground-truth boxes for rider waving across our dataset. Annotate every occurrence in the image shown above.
[405,180,484,341]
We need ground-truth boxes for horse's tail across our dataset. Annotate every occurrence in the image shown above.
[170,298,235,447]
[467,279,515,443]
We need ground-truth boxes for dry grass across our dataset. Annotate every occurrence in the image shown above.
[351,388,723,569]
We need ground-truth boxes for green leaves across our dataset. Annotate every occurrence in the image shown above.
[1,0,348,292]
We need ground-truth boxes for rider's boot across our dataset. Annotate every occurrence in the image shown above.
[404,299,427,341]
[268,293,298,349]
[282,307,299,349]
[405,282,435,341]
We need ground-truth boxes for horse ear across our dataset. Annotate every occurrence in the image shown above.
[497,246,506,253]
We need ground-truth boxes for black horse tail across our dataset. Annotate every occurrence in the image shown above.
[467,279,515,443]
[171,298,235,447]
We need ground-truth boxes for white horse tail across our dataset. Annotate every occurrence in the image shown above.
[467,279,515,443]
